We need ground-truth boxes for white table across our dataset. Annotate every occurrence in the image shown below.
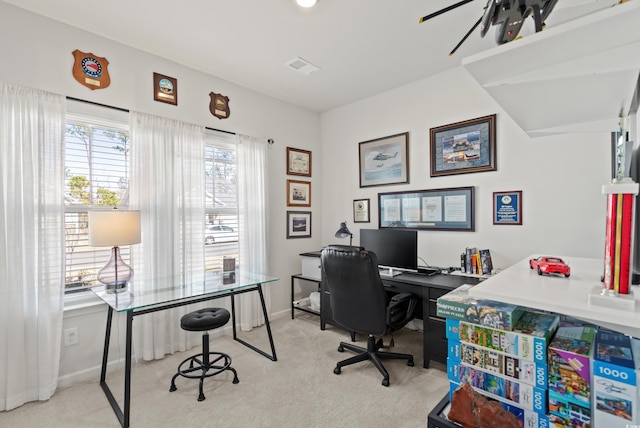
[467,255,640,338]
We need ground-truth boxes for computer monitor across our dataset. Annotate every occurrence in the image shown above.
[360,228,417,277]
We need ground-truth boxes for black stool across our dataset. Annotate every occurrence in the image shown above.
[169,308,239,401]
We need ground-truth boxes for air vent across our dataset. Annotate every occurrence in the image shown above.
[285,57,320,75]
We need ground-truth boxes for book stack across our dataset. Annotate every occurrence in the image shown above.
[461,247,493,275]
[438,285,559,427]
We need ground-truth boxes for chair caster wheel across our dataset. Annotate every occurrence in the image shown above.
[334,366,341,375]
[337,345,344,352]
[382,378,390,387]
[407,359,414,367]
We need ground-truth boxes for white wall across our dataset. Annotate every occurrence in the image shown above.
[319,67,612,270]
[0,1,622,388]
[0,2,323,386]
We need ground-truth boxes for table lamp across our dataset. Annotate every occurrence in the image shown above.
[89,208,141,293]
[334,221,353,246]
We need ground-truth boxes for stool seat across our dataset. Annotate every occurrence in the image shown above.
[169,307,238,401]
[181,307,230,331]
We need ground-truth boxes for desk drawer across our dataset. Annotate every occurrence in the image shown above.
[426,317,448,364]
[429,288,450,318]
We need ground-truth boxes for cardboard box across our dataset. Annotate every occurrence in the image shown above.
[448,339,548,388]
[446,310,559,365]
[448,362,547,414]
[437,284,525,331]
[593,329,637,426]
[547,324,596,427]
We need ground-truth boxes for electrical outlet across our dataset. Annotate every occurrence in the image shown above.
[64,327,79,346]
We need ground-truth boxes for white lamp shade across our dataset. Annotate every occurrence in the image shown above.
[89,210,141,247]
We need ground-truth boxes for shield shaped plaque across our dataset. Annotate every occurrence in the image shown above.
[209,92,231,119]
[72,49,111,90]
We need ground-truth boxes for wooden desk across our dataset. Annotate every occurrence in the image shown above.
[321,271,481,368]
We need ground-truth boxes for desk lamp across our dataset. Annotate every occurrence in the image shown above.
[89,208,141,293]
[335,221,353,246]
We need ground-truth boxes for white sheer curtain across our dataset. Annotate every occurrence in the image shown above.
[237,134,270,331]
[0,83,65,410]
[130,112,205,361]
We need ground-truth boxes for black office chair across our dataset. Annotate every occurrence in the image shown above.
[321,245,417,386]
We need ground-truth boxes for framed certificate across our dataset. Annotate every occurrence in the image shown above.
[493,190,522,225]
[353,199,370,223]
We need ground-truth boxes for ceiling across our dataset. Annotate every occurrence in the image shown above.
[3,0,621,113]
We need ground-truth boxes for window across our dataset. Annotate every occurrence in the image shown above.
[63,103,239,292]
[204,130,239,272]
[64,106,130,292]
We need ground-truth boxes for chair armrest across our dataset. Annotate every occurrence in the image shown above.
[386,292,417,330]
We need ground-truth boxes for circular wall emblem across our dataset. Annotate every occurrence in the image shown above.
[158,78,173,93]
[81,57,102,78]
[501,195,512,204]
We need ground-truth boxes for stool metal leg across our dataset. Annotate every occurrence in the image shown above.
[169,331,239,401]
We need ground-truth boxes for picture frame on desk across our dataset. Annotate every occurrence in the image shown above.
[430,114,496,177]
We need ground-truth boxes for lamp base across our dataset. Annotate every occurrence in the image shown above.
[105,283,128,294]
[98,246,134,293]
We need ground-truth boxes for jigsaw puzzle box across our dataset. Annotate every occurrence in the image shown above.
[547,324,596,428]
[592,329,638,426]
[449,381,550,427]
[448,361,547,414]
[446,310,559,365]
[448,339,548,388]
[436,284,525,331]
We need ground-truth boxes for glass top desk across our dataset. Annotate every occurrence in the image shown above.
[92,271,279,428]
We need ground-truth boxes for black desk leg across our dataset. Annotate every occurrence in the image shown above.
[99,307,131,428]
[422,297,431,369]
[290,276,295,319]
[230,284,277,361]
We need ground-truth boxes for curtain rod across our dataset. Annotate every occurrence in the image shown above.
[65,96,236,135]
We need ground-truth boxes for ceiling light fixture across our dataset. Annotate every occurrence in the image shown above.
[296,0,317,8]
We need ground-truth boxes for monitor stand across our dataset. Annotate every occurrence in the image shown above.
[379,267,402,278]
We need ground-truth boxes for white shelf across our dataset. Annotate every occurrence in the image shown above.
[467,255,640,338]
[461,1,640,137]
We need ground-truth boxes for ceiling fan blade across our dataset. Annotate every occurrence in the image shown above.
[449,16,483,56]
[419,0,476,23]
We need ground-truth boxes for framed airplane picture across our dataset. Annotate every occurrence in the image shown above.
[359,132,409,188]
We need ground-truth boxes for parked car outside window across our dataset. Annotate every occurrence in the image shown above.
[205,225,237,244]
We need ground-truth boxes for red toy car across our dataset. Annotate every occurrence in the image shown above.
[529,256,570,277]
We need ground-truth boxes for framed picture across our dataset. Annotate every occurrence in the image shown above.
[493,190,522,225]
[153,72,178,105]
[353,198,370,223]
[286,147,312,177]
[286,179,311,207]
[359,132,409,188]
[430,114,496,177]
[286,211,312,238]
[378,186,474,231]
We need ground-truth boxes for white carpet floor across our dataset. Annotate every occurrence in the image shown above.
[0,314,450,427]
